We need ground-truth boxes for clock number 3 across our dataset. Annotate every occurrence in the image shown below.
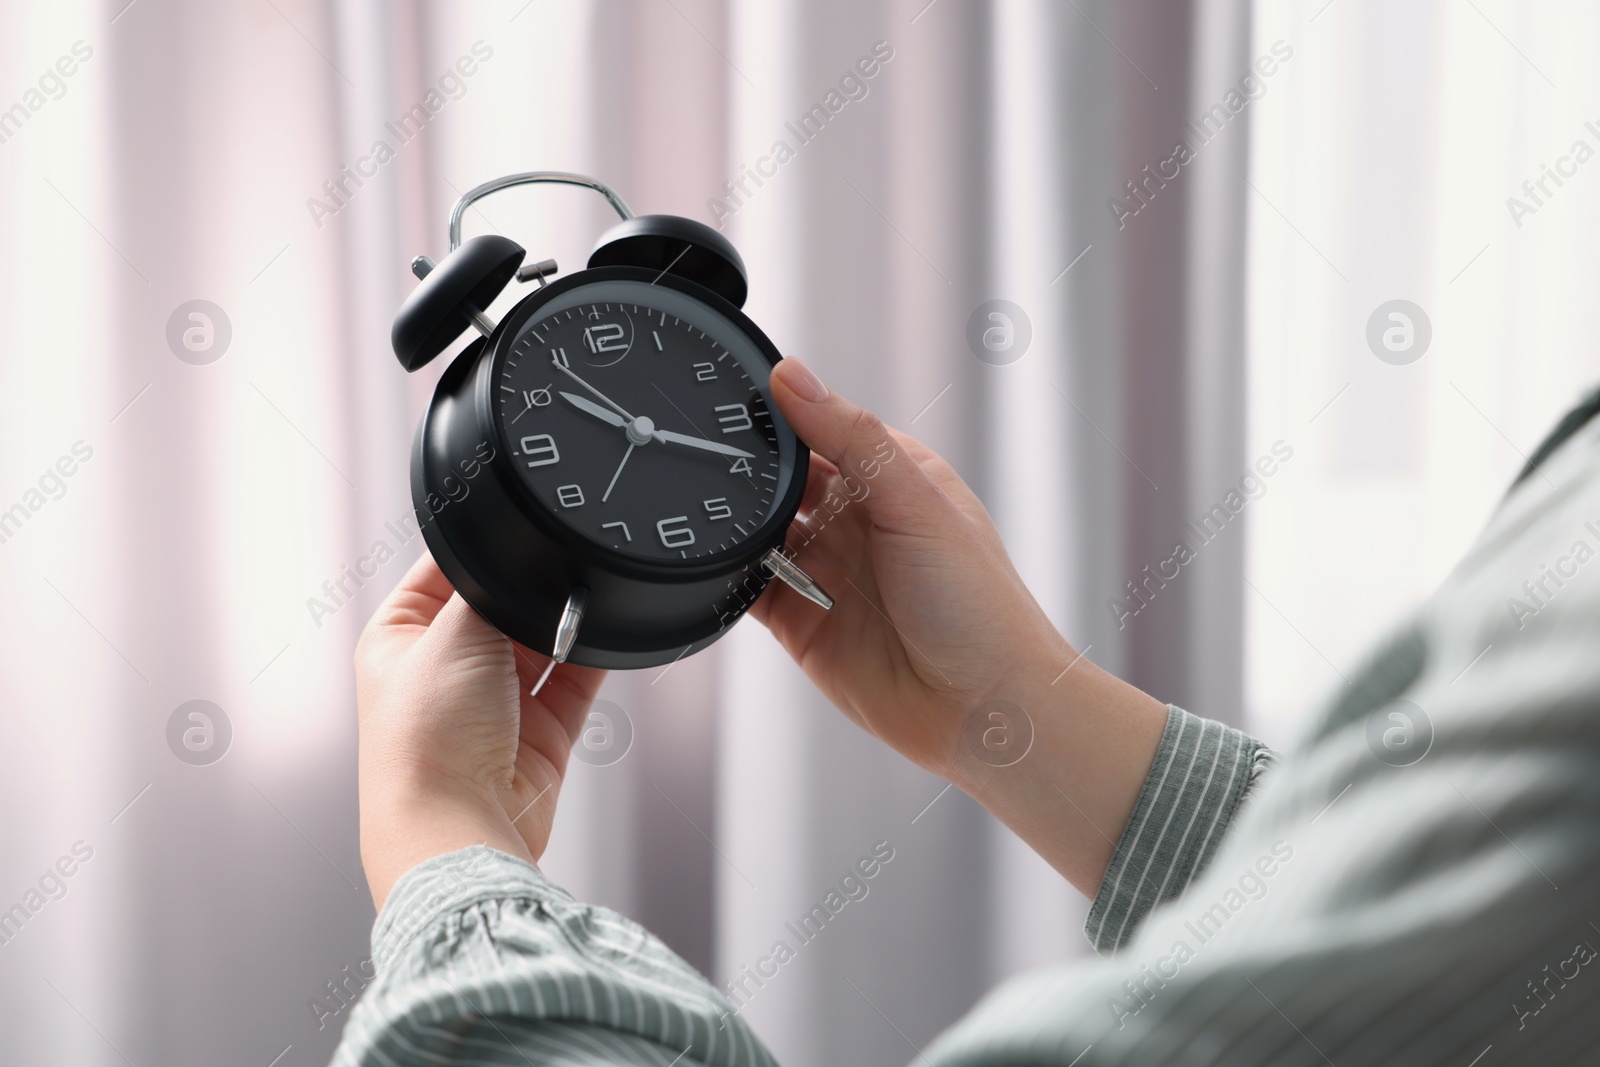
[715,403,752,434]
[521,434,560,467]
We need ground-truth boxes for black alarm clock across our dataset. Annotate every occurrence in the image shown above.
[391,171,832,671]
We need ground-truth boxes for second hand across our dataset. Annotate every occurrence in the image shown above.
[601,442,635,503]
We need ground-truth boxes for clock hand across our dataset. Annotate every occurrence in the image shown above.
[601,442,635,503]
[561,386,753,459]
[559,390,627,428]
[551,355,634,422]
[561,390,753,458]
[651,428,755,459]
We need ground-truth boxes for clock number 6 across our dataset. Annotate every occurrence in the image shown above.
[657,515,696,548]
[521,434,560,467]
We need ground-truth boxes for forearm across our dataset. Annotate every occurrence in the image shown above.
[357,780,533,911]
[949,643,1172,898]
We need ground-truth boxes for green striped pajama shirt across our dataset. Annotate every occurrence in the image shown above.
[334,398,1600,1065]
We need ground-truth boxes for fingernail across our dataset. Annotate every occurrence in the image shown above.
[779,357,829,402]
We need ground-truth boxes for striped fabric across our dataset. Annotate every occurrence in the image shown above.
[331,848,776,1067]
[922,409,1600,1065]
[1084,705,1274,955]
[330,714,1274,1067]
[334,398,1600,1065]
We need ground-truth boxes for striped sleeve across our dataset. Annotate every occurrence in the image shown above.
[1083,704,1273,955]
[331,846,777,1067]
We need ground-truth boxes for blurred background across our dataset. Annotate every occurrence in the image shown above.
[1,1,1595,1064]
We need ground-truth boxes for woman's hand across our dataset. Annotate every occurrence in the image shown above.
[756,358,1168,895]
[353,553,606,910]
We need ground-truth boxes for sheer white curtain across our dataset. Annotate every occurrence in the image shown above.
[1245,0,1600,747]
[0,3,1249,1065]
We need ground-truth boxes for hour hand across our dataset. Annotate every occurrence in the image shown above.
[559,391,627,428]
[651,429,754,459]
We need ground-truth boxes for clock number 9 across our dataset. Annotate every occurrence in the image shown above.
[657,515,696,548]
[521,434,560,467]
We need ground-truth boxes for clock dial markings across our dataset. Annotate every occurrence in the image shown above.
[500,293,786,562]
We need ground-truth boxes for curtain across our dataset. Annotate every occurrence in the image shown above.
[0,2,1248,1065]
[1244,0,1600,745]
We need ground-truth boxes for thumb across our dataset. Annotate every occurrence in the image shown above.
[770,357,941,532]
[421,593,513,664]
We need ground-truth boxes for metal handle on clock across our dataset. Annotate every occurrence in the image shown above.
[448,171,634,252]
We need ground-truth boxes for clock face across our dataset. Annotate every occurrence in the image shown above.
[492,277,796,564]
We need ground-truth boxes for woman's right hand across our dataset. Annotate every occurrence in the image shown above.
[754,358,1169,895]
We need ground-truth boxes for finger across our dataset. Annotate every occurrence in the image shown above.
[510,640,606,738]
[509,641,554,694]
[798,453,841,515]
[888,427,988,521]
[887,427,939,464]
[751,474,871,631]
[770,358,942,535]
[363,552,457,641]
[419,592,514,663]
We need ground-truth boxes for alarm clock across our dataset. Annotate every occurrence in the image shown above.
[392,171,832,671]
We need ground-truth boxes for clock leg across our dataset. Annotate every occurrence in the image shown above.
[552,586,590,663]
[530,586,589,698]
[761,549,834,611]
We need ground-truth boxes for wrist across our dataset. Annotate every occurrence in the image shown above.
[359,782,532,910]
[938,630,1080,791]
[948,642,1168,897]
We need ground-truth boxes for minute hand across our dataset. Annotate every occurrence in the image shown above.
[652,429,754,459]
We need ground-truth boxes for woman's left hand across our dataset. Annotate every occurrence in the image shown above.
[353,552,607,910]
